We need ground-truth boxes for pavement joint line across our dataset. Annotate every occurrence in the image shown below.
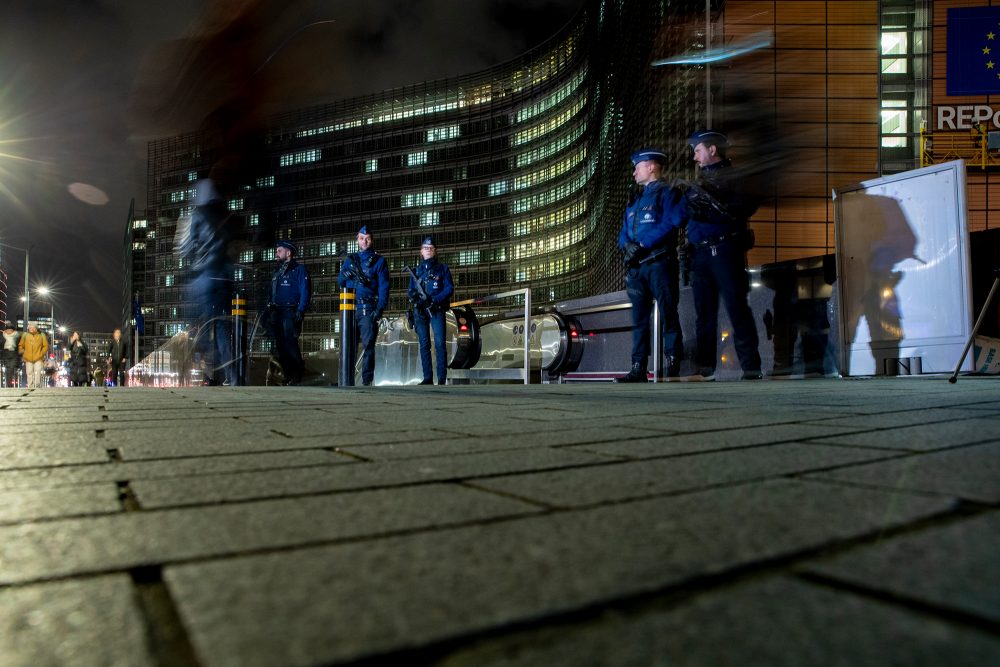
[458,480,559,510]
[106,448,123,462]
[129,565,205,667]
[795,567,1000,635]
[95,429,106,439]
[791,472,1000,506]
[330,447,373,462]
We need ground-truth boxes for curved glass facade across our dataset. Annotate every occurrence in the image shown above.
[143,0,710,354]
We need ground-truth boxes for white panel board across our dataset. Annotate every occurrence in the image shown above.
[833,161,972,376]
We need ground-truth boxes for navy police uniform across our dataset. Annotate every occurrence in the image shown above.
[408,236,454,384]
[685,130,762,379]
[270,240,311,384]
[338,227,390,385]
[617,149,686,382]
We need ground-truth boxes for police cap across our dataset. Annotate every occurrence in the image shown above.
[630,149,668,166]
[421,235,435,247]
[275,239,298,255]
[687,129,729,148]
[358,225,372,236]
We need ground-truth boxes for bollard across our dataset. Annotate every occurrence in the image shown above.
[231,292,247,386]
[339,288,357,387]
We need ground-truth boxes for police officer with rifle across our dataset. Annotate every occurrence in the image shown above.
[405,235,454,385]
[682,129,762,381]
[338,226,389,386]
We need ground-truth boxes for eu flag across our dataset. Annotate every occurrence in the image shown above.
[133,295,145,336]
[948,7,1000,96]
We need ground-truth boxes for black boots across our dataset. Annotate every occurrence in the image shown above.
[615,363,648,383]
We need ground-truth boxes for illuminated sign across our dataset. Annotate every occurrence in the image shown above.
[936,105,1000,130]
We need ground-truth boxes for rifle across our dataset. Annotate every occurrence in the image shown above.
[403,266,434,318]
[341,253,372,288]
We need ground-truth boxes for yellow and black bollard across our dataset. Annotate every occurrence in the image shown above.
[231,292,247,386]
[339,288,357,387]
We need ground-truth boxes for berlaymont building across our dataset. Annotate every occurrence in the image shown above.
[131,0,997,360]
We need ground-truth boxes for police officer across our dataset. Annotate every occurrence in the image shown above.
[338,226,390,386]
[408,235,454,385]
[269,239,311,385]
[685,130,762,380]
[616,148,687,383]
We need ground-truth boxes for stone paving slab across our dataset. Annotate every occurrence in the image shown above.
[0,450,351,491]
[0,484,121,524]
[436,575,1000,667]
[806,441,1000,504]
[0,483,540,585]
[473,443,897,508]
[803,512,1000,625]
[130,446,612,508]
[0,575,155,667]
[162,479,952,667]
[0,440,111,469]
[807,417,1000,451]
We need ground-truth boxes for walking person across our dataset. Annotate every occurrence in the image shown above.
[338,226,390,386]
[407,235,454,385]
[1,322,20,387]
[67,331,90,387]
[108,328,128,387]
[18,323,48,389]
[615,148,687,382]
[267,239,311,385]
[684,129,762,381]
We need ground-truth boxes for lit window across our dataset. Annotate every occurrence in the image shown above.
[165,274,174,287]
[427,125,460,142]
[188,171,197,182]
[133,219,148,229]
[407,152,427,167]
[365,159,378,173]
[458,250,480,265]
[263,248,275,261]
[319,242,337,256]
[279,149,321,167]
[881,32,907,56]
[240,250,254,263]
[132,241,145,250]
[256,175,275,187]
[419,212,440,227]
[249,213,259,227]
[401,190,454,208]
[489,181,509,196]
[228,199,243,211]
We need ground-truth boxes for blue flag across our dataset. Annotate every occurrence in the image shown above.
[947,7,1000,96]
[133,295,145,336]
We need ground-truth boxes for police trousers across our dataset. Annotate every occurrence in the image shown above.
[692,240,761,372]
[625,255,683,366]
[272,307,304,384]
[357,306,379,385]
[414,307,447,383]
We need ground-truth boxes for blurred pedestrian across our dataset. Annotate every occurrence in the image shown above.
[68,331,90,387]
[1,321,20,387]
[267,239,311,385]
[18,323,48,389]
[108,328,128,387]
[176,180,238,386]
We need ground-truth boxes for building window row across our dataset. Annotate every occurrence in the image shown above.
[514,147,586,191]
[514,96,587,146]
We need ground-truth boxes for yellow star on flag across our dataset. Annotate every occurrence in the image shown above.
[990,32,997,40]
[988,61,996,69]
[986,46,993,54]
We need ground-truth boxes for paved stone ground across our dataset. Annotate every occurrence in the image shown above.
[1,377,999,666]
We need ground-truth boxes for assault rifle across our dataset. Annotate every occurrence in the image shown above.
[340,254,372,288]
[403,266,433,325]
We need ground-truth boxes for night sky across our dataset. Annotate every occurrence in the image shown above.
[0,0,581,332]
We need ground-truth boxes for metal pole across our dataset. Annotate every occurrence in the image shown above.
[23,248,29,328]
[706,0,712,128]
[523,289,531,385]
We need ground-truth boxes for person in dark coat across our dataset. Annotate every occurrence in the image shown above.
[67,331,90,387]
[107,328,128,387]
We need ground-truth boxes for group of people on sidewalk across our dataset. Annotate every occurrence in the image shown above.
[617,129,763,383]
[0,324,130,388]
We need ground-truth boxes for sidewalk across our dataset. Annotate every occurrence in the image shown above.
[1,377,998,666]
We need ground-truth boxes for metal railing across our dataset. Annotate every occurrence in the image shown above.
[920,123,998,169]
